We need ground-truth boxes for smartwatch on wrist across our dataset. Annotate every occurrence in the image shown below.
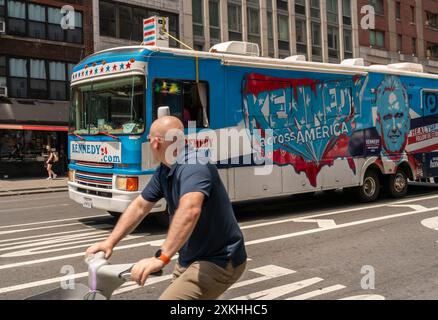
[154,249,171,265]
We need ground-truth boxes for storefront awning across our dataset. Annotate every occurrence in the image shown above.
[0,124,68,131]
[0,98,69,127]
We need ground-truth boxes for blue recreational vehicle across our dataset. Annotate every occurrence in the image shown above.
[67,41,438,219]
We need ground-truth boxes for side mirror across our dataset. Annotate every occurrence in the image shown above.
[157,106,170,118]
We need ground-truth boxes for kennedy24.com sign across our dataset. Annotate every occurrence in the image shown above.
[70,141,122,163]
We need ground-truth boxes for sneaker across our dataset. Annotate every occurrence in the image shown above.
[46,177,52,180]
[53,174,57,179]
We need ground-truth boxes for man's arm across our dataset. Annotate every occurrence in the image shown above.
[161,191,204,258]
[85,195,155,258]
[130,192,204,286]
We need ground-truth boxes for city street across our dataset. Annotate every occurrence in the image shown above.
[1,183,438,300]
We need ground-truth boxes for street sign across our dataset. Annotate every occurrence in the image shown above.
[143,16,169,47]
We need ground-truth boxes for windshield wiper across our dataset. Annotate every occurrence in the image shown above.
[93,131,120,140]
[69,132,85,141]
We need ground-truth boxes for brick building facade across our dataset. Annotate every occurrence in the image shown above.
[0,0,93,177]
[358,0,438,73]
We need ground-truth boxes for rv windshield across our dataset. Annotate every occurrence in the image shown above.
[70,76,145,135]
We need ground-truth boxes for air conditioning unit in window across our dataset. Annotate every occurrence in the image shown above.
[0,21,5,34]
[0,86,7,98]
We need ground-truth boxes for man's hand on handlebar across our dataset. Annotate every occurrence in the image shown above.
[131,257,165,287]
[85,240,114,259]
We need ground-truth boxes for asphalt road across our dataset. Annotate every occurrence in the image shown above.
[1,183,438,300]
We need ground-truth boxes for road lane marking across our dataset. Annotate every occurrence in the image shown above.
[388,204,428,211]
[0,272,88,295]
[245,205,438,246]
[0,222,97,236]
[239,193,438,231]
[421,216,438,231]
[231,277,324,300]
[287,284,346,300]
[0,237,172,271]
[0,230,110,251]
[2,202,437,271]
[0,204,70,214]
[339,294,385,300]
[113,264,296,297]
[229,265,295,290]
[0,195,67,204]
[0,214,108,230]
[113,275,174,296]
[292,218,336,228]
[0,225,113,245]
[1,234,144,257]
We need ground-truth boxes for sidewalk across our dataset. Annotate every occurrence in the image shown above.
[0,177,68,197]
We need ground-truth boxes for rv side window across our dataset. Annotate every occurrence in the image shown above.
[153,79,210,128]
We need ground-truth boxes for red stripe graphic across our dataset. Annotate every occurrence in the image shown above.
[144,18,154,25]
[144,30,155,37]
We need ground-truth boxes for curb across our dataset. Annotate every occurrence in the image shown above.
[0,188,68,197]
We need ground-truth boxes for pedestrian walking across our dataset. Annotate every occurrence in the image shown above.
[46,146,58,180]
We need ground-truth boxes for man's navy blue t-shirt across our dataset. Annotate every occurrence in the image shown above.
[141,149,247,269]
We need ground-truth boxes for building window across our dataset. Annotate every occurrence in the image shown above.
[5,57,72,100]
[327,0,338,23]
[397,34,402,52]
[99,1,116,37]
[7,0,26,36]
[98,1,178,47]
[0,56,6,87]
[311,0,320,19]
[277,0,288,11]
[327,26,339,59]
[277,14,289,51]
[295,0,305,15]
[29,59,47,99]
[132,8,147,42]
[0,0,5,17]
[267,10,274,57]
[49,62,67,100]
[426,11,438,29]
[65,11,83,43]
[370,30,385,48]
[119,6,133,40]
[192,0,203,37]
[8,57,27,98]
[228,3,242,40]
[47,7,64,41]
[395,2,401,20]
[411,6,415,23]
[311,22,321,59]
[209,0,220,41]
[248,6,260,47]
[28,3,46,39]
[426,43,438,59]
[248,7,259,36]
[369,0,384,15]
[342,0,351,25]
[412,37,417,55]
[296,18,307,55]
[344,28,353,58]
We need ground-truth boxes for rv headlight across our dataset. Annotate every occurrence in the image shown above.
[68,169,76,182]
[116,176,139,192]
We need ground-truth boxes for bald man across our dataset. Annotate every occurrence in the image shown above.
[86,116,247,300]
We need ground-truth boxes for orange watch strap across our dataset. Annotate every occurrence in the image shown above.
[159,253,171,265]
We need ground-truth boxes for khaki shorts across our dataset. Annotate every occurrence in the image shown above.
[159,260,247,300]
